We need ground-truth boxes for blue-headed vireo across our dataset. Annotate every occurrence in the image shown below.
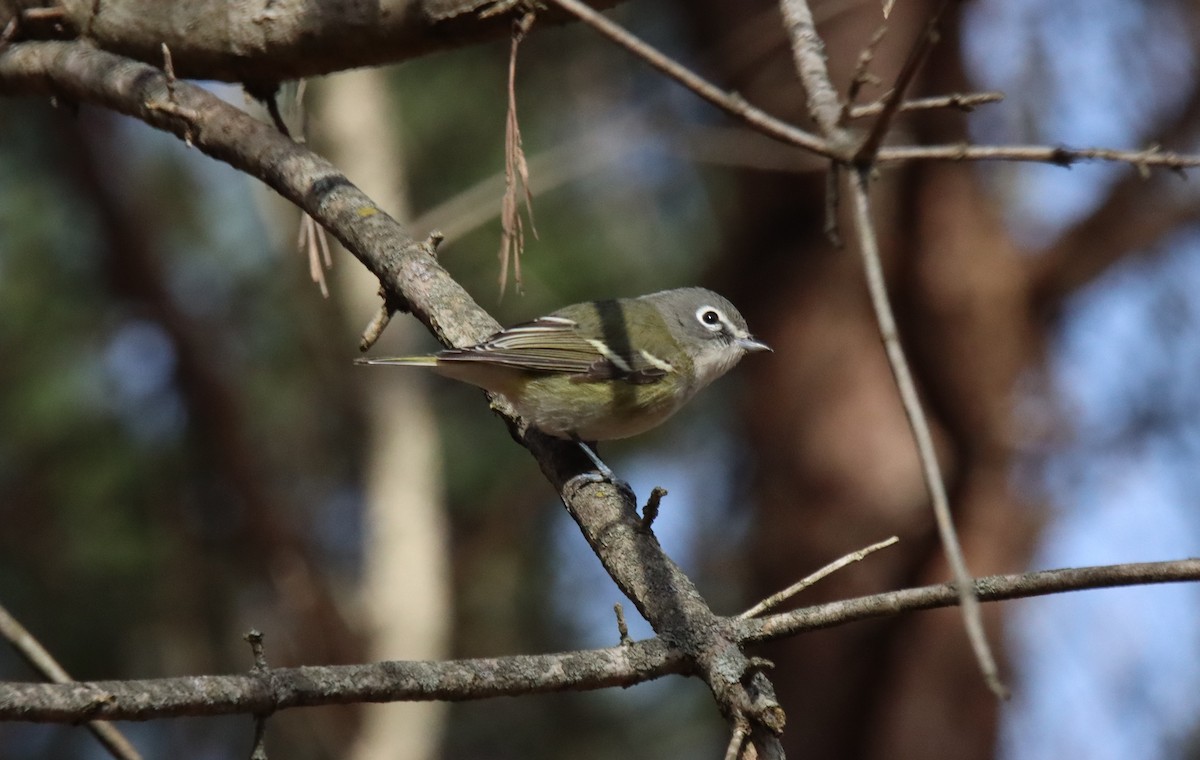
[357,287,768,478]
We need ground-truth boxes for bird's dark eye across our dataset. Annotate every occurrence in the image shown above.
[695,305,726,332]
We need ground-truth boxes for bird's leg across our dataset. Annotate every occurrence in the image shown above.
[566,438,632,495]
[575,439,614,480]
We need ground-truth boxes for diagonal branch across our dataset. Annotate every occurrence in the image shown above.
[0,38,782,751]
[0,602,142,759]
[848,169,1005,697]
[773,0,1002,697]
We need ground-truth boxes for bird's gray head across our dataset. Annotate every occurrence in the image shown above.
[647,287,770,389]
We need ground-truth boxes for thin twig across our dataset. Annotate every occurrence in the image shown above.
[848,91,1005,120]
[613,603,632,646]
[740,536,899,619]
[545,0,833,157]
[0,602,142,760]
[847,168,1007,699]
[840,24,887,126]
[854,0,951,163]
[359,303,393,351]
[823,163,842,246]
[877,141,1200,170]
[723,714,750,760]
[250,718,268,760]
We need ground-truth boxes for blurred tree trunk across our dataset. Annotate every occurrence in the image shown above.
[683,2,1043,756]
[315,69,452,760]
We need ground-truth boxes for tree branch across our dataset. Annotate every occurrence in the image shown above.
[0,640,687,722]
[0,0,623,83]
[545,0,834,157]
[6,29,1200,753]
[0,37,782,747]
[3,559,1198,724]
[749,559,1200,642]
[777,0,843,137]
[848,168,1005,697]
[537,0,1200,173]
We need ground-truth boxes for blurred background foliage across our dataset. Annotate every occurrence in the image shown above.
[4,0,1200,758]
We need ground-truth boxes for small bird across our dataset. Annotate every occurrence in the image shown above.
[357,287,769,478]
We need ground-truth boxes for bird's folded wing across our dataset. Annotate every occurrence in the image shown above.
[438,317,668,383]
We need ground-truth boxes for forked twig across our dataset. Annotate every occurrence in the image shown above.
[854,0,952,163]
[775,0,1006,698]
[543,0,1200,174]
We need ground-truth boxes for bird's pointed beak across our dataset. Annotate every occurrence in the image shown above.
[738,336,772,353]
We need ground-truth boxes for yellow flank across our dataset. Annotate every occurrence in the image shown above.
[510,372,682,440]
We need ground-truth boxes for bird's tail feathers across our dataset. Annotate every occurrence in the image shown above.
[354,356,438,367]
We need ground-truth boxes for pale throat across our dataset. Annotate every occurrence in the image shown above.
[690,344,745,392]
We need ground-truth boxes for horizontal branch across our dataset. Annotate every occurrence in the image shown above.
[0,640,685,723]
[3,559,1198,724]
[876,142,1200,170]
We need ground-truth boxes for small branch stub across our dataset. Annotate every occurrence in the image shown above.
[423,229,445,257]
[244,629,268,672]
[359,302,393,351]
[244,630,270,760]
[613,603,631,646]
[639,486,667,530]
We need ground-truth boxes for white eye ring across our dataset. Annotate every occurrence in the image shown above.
[696,306,725,332]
